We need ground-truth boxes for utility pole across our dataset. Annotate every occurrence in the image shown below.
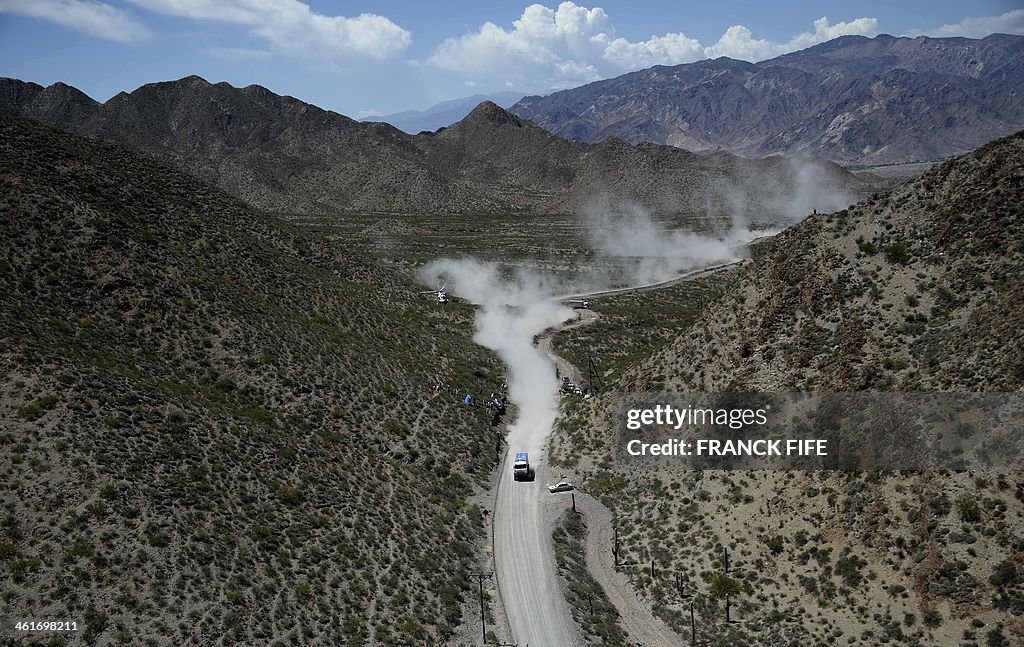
[690,600,697,644]
[722,547,734,624]
[587,353,601,393]
[469,571,493,643]
[571,492,576,513]
[613,527,619,566]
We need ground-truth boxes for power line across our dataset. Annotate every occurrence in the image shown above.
[468,571,493,643]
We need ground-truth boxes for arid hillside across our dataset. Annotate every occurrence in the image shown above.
[641,130,1024,392]
[0,112,507,645]
[551,130,1024,645]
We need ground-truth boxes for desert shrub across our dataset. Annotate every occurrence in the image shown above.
[710,573,744,599]
[922,607,943,628]
[884,242,910,264]
[857,238,878,254]
[955,495,982,523]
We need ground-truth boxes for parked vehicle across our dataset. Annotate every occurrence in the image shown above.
[548,481,575,493]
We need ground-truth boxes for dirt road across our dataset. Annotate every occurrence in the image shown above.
[493,402,581,646]
[491,261,742,646]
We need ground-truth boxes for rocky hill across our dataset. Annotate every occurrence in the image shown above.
[0,111,509,645]
[0,76,866,218]
[511,34,1024,166]
[643,129,1024,392]
[551,130,1024,645]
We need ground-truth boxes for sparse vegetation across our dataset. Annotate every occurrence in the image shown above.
[0,112,505,645]
[552,510,629,645]
[547,130,1024,645]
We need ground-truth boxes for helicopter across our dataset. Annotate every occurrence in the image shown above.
[420,284,448,304]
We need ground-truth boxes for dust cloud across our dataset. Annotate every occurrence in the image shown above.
[419,206,760,451]
[777,156,859,219]
[582,201,768,286]
[419,259,572,447]
[420,171,857,454]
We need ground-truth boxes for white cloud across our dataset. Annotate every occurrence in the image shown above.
[428,3,878,91]
[784,16,878,50]
[702,25,775,62]
[705,17,878,60]
[603,32,703,69]
[128,0,411,59]
[430,5,598,88]
[906,9,1024,38]
[0,0,149,43]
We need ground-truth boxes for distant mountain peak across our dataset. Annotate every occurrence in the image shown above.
[362,91,526,134]
[461,101,523,127]
[701,56,760,71]
[0,77,98,128]
[47,81,80,91]
[121,75,214,98]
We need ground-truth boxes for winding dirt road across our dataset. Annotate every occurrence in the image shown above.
[491,262,744,645]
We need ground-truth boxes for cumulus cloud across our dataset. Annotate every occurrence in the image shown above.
[429,3,609,87]
[429,2,706,87]
[602,32,703,70]
[429,3,877,90]
[128,0,411,59]
[906,9,1024,38]
[705,17,877,60]
[0,0,149,43]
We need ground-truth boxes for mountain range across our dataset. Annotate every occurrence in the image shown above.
[511,33,1024,166]
[362,91,524,134]
[0,75,865,218]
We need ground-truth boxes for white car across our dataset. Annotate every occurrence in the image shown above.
[548,481,575,493]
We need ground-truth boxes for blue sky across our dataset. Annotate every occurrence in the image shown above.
[1,1,1021,117]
